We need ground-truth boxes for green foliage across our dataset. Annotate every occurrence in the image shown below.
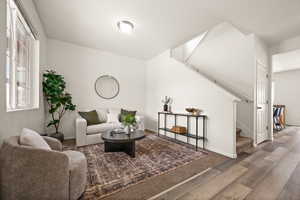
[43,70,76,133]
[122,114,136,127]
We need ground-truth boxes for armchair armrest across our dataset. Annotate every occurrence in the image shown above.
[75,117,87,147]
[0,142,70,200]
[43,136,63,151]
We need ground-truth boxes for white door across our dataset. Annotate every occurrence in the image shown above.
[256,62,269,144]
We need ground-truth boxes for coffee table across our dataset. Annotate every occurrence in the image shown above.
[102,130,145,158]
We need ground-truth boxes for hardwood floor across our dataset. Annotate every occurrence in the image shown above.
[150,127,300,200]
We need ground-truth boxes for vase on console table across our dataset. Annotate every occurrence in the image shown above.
[163,104,168,112]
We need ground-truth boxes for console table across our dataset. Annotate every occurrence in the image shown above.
[158,112,207,151]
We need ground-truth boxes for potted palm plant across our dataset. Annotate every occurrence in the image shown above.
[43,70,76,142]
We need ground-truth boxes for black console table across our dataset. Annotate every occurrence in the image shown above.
[158,112,207,151]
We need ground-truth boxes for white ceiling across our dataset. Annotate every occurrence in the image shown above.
[33,0,300,60]
[273,49,300,73]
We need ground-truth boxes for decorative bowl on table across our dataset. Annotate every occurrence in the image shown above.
[185,108,202,116]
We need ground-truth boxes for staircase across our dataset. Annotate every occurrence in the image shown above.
[170,22,256,157]
[171,22,253,103]
[236,128,253,155]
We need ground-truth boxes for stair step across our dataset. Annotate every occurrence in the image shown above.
[237,136,253,155]
[236,128,242,137]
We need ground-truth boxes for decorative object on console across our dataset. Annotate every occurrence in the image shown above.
[171,126,187,134]
[161,96,172,112]
[186,108,202,115]
[43,70,76,142]
[95,75,120,99]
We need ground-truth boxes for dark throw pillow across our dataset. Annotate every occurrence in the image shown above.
[78,110,101,126]
[119,109,137,122]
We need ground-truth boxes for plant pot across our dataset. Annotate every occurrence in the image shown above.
[50,132,64,142]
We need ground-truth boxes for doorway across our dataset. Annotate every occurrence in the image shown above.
[272,49,300,132]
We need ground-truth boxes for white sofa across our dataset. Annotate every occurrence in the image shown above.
[75,108,144,147]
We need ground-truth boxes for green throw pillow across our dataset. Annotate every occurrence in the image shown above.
[78,110,101,126]
[119,109,137,122]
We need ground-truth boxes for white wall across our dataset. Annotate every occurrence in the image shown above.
[0,0,47,145]
[145,50,238,158]
[181,23,256,138]
[273,70,300,126]
[47,39,146,139]
[270,35,300,55]
[187,23,255,99]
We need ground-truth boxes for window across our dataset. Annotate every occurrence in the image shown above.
[6,0,39,112]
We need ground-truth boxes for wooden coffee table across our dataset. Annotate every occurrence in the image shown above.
[102,130,145,158]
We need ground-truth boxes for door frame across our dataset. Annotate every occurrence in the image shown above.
[253,60,272,146]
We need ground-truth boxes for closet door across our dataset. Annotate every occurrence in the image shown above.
[256,62,269,144]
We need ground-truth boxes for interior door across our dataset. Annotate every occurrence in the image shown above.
[256,62,269,144]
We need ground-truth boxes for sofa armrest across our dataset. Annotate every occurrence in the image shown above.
[43,136,63,151]
[0,143,70,200]
[76,117,87,147]
[136,115,145,131]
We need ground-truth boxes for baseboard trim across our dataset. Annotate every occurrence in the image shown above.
[145,129,156,133]
[148,128,236,158]
[64,136,75,140]
[147,167,212,200]
[208,147,237,159]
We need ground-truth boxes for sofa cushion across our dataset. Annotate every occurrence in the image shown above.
[20,128,51,150]
[96,109,108,123]
[78,110,101,126]
[108,108,121,114]
[119,108,137,122]
[87,123,122,135]
[107,112,120,123]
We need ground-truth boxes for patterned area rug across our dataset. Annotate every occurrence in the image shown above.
[66,134,206,199]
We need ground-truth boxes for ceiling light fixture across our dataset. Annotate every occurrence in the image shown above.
[117,20,134,34]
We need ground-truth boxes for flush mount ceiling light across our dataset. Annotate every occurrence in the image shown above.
[117,20,134,34]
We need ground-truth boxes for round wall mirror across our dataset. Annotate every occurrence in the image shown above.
[95,75,120,99]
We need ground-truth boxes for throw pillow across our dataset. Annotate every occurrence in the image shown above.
[96,109,108,123]
[78,110,101,126]
[20,128,51,150]
[107,112,120,123]
[119,109,137,122]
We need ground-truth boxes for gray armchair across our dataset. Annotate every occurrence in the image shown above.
[0,136,87,200]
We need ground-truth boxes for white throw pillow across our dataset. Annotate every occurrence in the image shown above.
[96,109,108,123]
[20,128,51,150]
[107,112,119,123]
[109,108,121,114]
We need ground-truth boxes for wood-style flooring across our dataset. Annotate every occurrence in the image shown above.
[150,126,300,200]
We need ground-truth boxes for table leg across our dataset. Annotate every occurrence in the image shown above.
[124,141,135,158]
[104,141,136,158]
